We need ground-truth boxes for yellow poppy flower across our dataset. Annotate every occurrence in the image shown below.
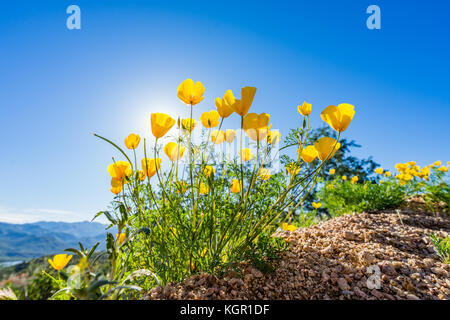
[108,161,132,180]
[433,161,441,167]
[200,110,220,128]
[124,133,141,150]
[239,148,254,162]
[329,168,336,175]
[180,118,197,133]
[379,180,383,184]
[177,78,205,105]
[243,113,270,142]
[385,171,391,177]
[299,145,318,163]
[314,137,341,161]
[141,158,162,178]
[282,223,297,232]
[407,161,416,166]
[231,179,241,193]
[438,166,448,172]
[342,175,347,181]
[211,130,225,144]
[297,101,312,116]
[258,168,271,180]
[351,176,358,184]
[203,165,216,178]
[397,173,413,181]
[116,233,126,245]
[48,254,72,271]
[320,103,355,132]
[215,96,234,118]
[151,113,175,138]
[225,129,236,143]
[199,183,209,195]
[312,202,322,209]
[164,142,185,161]
[374,167,383,175]
[267,130,281,145]
[224,87,257,116]
[395,163,408,172]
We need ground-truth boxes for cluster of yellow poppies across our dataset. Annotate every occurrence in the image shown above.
[295,103,355,165]
[106,79,285,194]
[390,160,449,186]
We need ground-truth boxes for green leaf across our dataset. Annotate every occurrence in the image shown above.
[64,248,84,257]
[87,242,100,259]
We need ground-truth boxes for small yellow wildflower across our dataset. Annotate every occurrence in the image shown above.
[48,254,72,271]
[312,202,322,209]
[282,223,297,232]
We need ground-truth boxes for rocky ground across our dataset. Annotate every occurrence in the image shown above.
[144,202,450,300]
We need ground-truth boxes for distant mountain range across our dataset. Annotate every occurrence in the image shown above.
[0,221,112,262]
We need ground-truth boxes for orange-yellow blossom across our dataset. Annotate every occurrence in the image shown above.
[239,148,254,162]
[151,113,175,138]
[231,179,241,193]
[282,223,297,232]
[243,113,270,142]
[258,168,271,180]
[225,129,236,143]
[299,145,318,163]
[297,101,312,116]
[320,103,355,132]
[164,142,185,161]
[200,110,220,128]
[48,254,72,271]
[314,137,341,161]
[141,158,162,178]
[203,165,216,178]
[312,202,322,209]
[124,133,141,150]
[215,95,234,118]
[224,87,257,116]
[211,130,225,144]
[181,118,197,133]
[177,78,205,105]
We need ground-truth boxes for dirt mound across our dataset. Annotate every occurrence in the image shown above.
[144,209,450,300]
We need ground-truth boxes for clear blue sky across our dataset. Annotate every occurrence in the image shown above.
[0,0,449,223]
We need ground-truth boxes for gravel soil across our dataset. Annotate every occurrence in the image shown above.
[144,204,450,300]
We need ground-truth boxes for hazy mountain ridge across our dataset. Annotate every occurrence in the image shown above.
[0,221,110,262]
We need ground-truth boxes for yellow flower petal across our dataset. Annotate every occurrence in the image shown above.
[177,78,205,105]
[151,113,175,138]
[200,110,220,128]
[314,137,341,161]
[320,103,355,132]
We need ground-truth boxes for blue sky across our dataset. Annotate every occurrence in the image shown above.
[0,0,449,223]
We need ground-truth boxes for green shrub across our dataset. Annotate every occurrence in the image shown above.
[317,177,407,216]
